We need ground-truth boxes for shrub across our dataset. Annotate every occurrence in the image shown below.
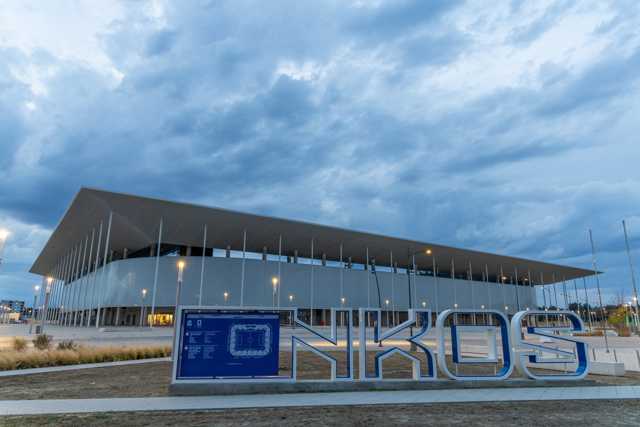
[616,325,631,337]
[12,337,27,352]
[57,340,77,351]
[32,334,52,351]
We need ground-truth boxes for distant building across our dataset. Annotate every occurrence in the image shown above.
[0,300,25,313]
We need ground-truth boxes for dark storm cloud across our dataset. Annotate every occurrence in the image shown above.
[1,0,640,302]
[0,49,29,170]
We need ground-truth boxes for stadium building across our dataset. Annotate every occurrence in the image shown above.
[30,188,594,327]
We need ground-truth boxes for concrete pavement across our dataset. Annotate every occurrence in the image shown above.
[1,386,639,415]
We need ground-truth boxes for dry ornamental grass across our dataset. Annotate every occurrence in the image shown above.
[0,345,172,371]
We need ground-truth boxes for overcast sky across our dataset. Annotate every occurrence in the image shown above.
[1,0,639,306]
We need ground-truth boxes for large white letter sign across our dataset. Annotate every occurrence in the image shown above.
[436,309,514,381]
[511,310,589,381]
[292,308,353,381]
[358,309,436,381]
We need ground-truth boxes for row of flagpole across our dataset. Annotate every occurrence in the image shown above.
[537,220,640,351]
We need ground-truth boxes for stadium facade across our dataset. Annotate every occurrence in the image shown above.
[30,188,594,327]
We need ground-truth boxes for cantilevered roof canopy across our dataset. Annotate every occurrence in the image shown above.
[30,188,595,283]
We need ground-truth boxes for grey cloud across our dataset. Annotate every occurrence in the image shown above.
[145,30,178,56]
[347,0,464,42]
[536,49,640,116]
[1,0,640,303]
[508,1,575,46]
[399,31,469,67]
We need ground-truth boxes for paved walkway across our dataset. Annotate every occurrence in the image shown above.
[1,386,639,416]
[0,357,170,378]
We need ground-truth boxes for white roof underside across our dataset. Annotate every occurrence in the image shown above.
[30,188,595,283]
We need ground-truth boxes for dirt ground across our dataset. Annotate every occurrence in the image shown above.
[1,351,639,401]
[2,400,640,427]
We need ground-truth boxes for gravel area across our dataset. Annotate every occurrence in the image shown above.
[1,351,639,401]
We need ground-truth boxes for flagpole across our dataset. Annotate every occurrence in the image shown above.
[589,229,610,353]
[622,220,640,331]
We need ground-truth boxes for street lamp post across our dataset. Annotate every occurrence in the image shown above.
[288,294,294,325]
[175,261,185,326]
[385,299,390,328]
[271,276,278,308]
[29,285,40,334]
[224,291,229,305]
[407,248,433,350]
[140,288,147,327]
[40,277,53,334]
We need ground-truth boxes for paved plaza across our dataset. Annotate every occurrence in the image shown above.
[1,385,639,416]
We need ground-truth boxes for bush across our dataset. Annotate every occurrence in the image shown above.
[12,337,27,352]
[57,340,77,351]
[616,325,631,337]
[32,334,52,351]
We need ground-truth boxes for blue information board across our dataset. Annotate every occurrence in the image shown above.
[176,310,280,379]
